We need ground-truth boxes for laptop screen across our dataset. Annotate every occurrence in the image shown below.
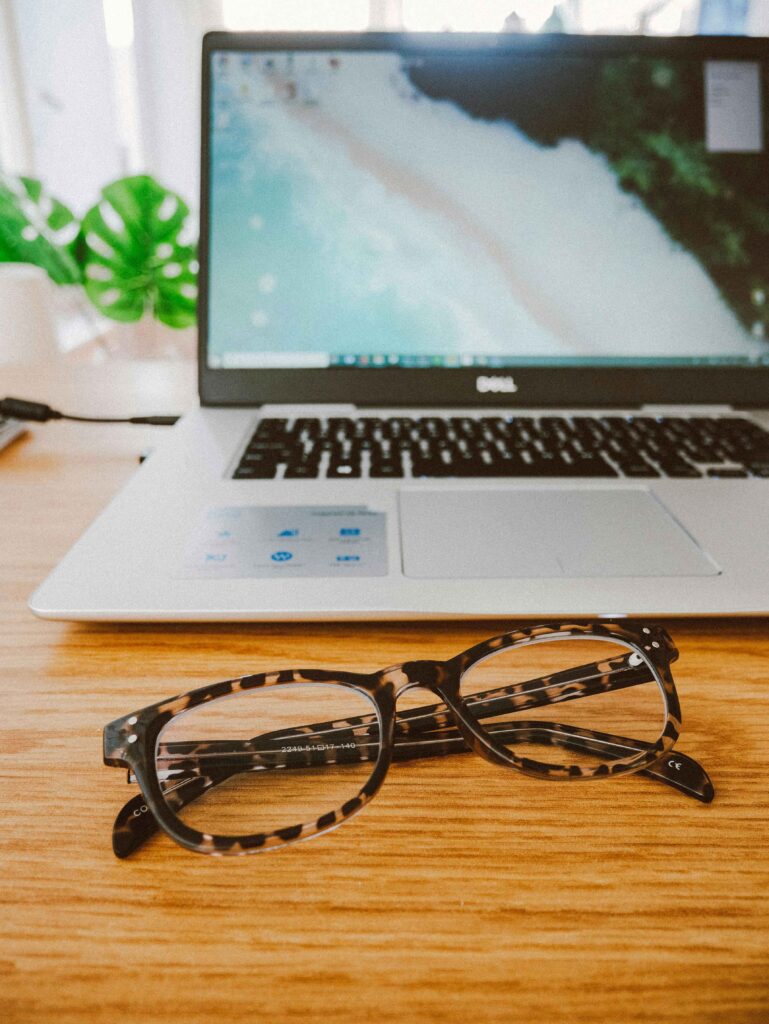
[205,43,769,373]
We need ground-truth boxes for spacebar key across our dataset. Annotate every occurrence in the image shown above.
[567,454,618,477]
[494,455,618,477]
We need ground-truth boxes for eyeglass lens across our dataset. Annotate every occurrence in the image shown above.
[459,636,666,769]
[155,683,381,838]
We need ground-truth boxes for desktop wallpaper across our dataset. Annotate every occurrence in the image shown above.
[207,48,769,368]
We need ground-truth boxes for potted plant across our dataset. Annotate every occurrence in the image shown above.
[0,172,197,361]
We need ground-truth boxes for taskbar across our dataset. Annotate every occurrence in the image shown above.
[329,354,769,368]
[209,351,769,369]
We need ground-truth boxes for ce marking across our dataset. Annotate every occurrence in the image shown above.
[668,758,683,771]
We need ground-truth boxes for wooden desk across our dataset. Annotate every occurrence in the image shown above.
[2,362,768,1024]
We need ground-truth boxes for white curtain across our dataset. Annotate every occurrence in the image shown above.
[1,0,767,218]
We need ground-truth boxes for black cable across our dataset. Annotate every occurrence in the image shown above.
[0,397,179,427]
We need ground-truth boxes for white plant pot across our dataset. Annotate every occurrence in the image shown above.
[0,263,60,363]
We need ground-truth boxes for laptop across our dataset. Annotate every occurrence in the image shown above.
[30,31,769,622]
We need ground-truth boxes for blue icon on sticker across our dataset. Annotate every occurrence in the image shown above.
[271,551,293,562]
[205,553,228,563]
[336,554,361,562]
[278,529,298,537]
[340,528,360,536]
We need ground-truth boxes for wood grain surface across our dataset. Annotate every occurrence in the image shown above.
[1,362,768,1024]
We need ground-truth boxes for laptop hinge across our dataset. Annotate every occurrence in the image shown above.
[643,402,767,418]
[259,403,357,416]
[640,403,733,415]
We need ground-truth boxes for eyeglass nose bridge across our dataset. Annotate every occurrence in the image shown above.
[387,663,515,769]
[388,659,456,696]
[376,661,463,741]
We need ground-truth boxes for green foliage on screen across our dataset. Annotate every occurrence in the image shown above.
[588,57,769,338]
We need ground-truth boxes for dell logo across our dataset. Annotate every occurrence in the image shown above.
[476,375,518,394]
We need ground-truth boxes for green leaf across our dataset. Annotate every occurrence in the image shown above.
[0,173,81,284]
[641,133,721,197]
[80,175,198,327]
[614,155,656,193]
[710,220,748,267]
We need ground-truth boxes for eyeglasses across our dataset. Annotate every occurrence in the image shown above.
[103,621,714,858]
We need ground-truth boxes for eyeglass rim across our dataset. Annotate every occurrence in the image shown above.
[447,629,678,783]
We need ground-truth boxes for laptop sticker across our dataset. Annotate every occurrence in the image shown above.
[178,505,387,579]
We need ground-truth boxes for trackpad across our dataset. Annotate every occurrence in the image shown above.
[400,488,718,578]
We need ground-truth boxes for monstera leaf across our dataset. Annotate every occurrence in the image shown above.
[0,173,81,284]
[80,175,197,327]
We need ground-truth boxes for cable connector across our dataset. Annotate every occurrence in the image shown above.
[0,396,179,426]
[0,398,62,422]
[130,416,180,426]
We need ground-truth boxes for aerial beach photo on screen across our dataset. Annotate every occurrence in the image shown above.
[207,48,769,369]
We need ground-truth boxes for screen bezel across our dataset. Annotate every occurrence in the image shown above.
[199,30,769,408]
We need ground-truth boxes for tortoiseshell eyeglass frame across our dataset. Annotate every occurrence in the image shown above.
[103,621,714,858]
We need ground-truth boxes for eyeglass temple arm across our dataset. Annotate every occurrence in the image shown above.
[389,721,713,803]
[161,722,710,801]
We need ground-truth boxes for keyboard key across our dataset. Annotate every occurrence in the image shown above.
[569,454,619,477]
[252,418,288,439]
[284,463,320,479]
[617,457,660,478]
[370,462,404,478]
[240,452,281,472]
[620,467,660,478]
[658,461,702,478]
[233,463,277,479]
[242,448,284,463]
[327,461,361,478]
[706,468,748,478]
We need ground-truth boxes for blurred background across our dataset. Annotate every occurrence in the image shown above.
[0,0,767,362]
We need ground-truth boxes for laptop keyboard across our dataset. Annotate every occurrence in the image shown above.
[232,414,769,481]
